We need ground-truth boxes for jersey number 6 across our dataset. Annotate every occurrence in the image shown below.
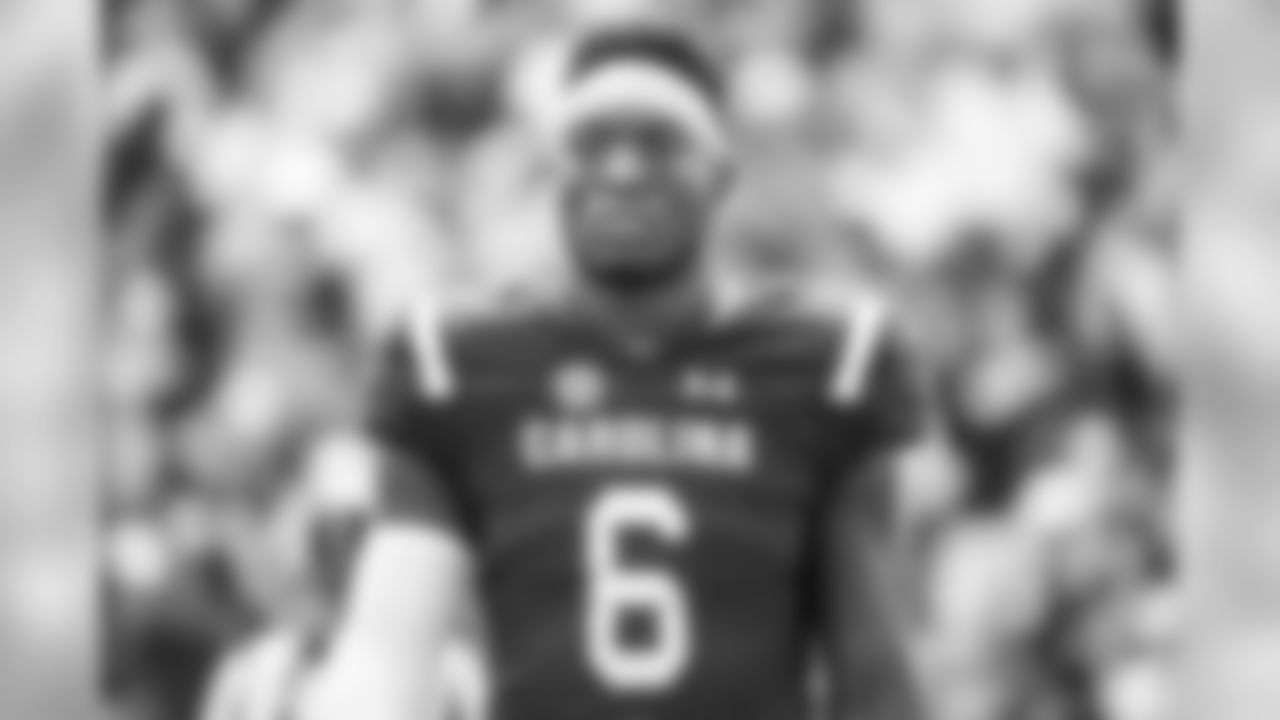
[585,484,692,693]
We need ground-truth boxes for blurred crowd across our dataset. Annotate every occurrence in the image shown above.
[101,1,1179,719]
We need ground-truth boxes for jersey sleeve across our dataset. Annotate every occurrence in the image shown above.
[366,298,469,535]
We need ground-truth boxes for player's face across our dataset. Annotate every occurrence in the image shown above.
[561,109,730,293]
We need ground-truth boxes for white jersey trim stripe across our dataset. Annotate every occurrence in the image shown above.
[830,295,887,406]
[406,295,454,401]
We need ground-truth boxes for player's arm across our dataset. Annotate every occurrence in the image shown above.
[300,304,471,720]
[822,300,929,720]
[297,443,471,720]
[824,460,927,720]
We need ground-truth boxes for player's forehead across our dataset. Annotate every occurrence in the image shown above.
[568,106,696,147]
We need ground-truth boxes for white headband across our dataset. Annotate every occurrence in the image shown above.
[553,59,727,158]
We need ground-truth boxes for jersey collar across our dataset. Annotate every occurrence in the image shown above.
[552,280,723,365]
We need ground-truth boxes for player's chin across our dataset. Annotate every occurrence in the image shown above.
[578,232,686,280]
[578,243,687,291]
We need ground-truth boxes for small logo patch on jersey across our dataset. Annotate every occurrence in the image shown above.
[681,368,740,405]
[554,361,609,412]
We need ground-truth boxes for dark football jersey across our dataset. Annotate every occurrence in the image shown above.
[369,294,919,720]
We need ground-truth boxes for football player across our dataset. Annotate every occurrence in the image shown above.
[301,24,926,720]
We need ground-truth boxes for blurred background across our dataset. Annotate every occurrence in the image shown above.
[101,1,1179,719]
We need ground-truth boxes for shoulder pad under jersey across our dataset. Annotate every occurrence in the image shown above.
[395,287,559,402]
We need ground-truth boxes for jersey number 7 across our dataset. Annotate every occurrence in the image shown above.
[585,483,692,693]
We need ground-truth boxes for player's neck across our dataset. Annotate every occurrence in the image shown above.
[577,272,710,355]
